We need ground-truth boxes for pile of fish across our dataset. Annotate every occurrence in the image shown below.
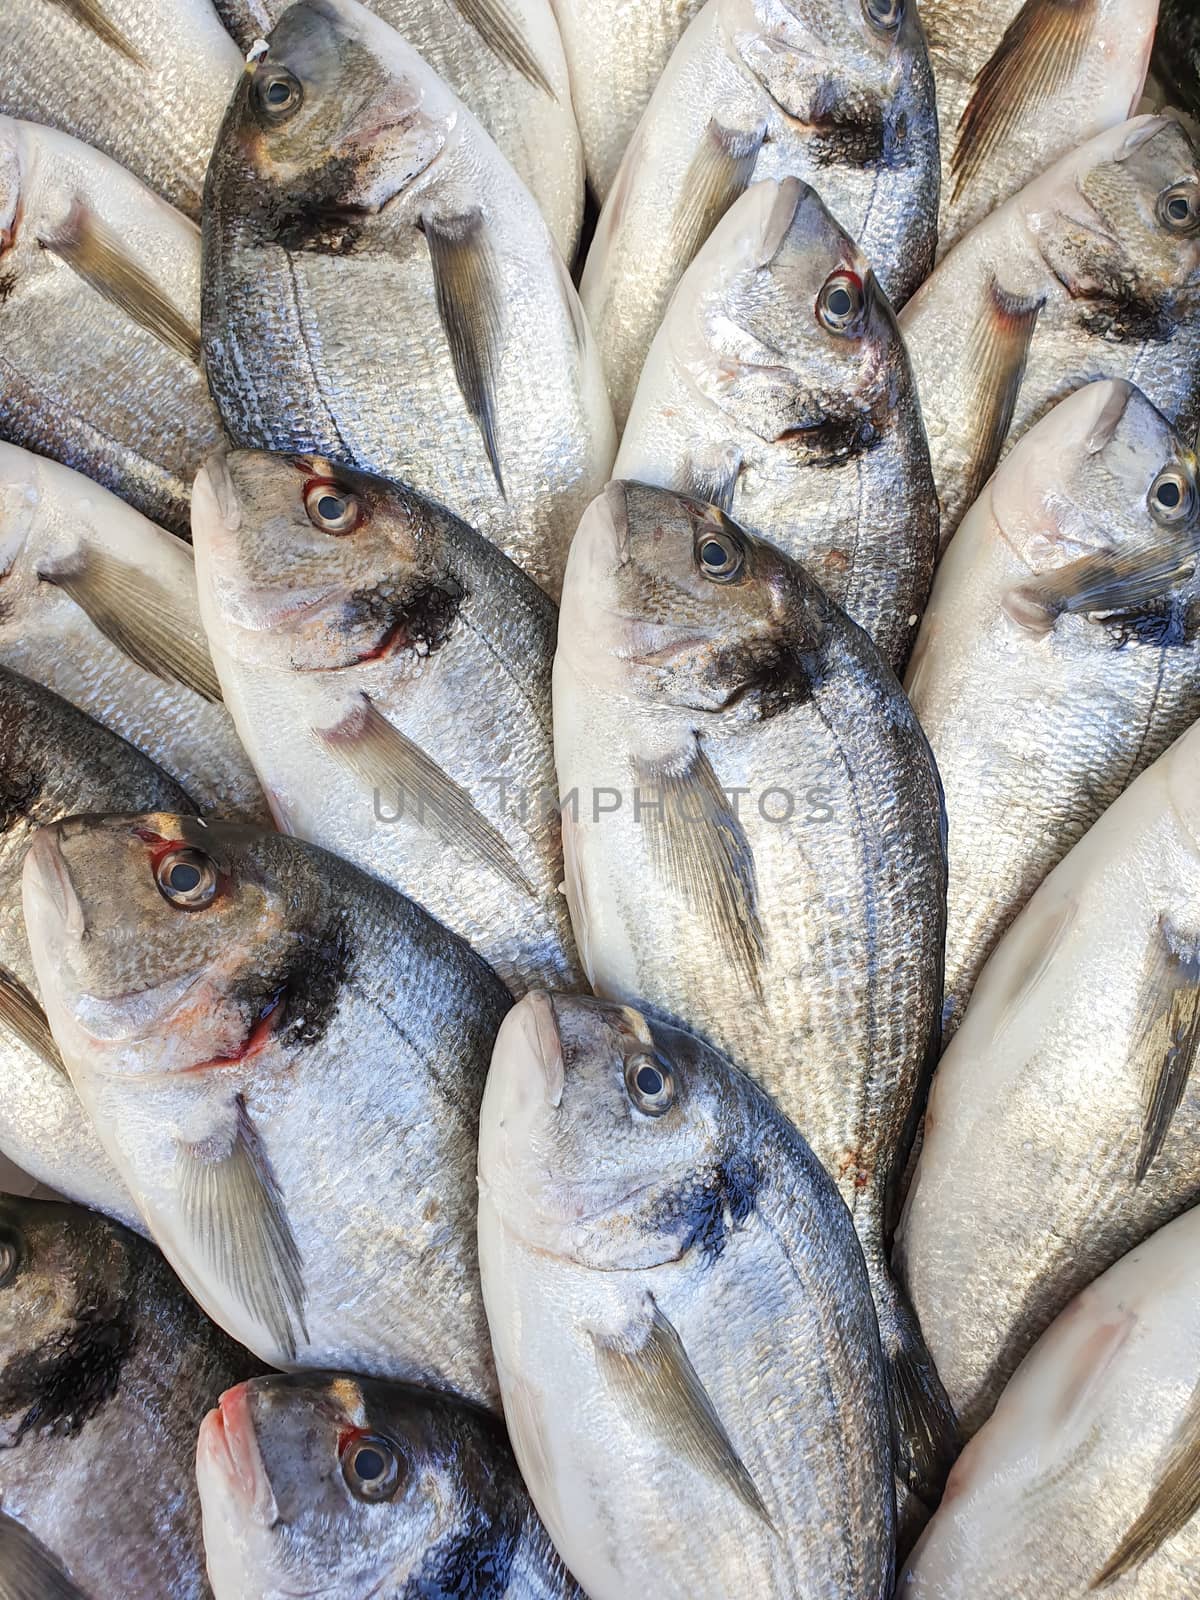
[1,0,1199,1594]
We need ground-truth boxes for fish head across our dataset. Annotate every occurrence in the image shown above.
[479,992,764,1271]
[193,448,464,673]
[21,814,330,1082]
[197,1373,509,1592]
[681,177,906,452]
[558,481,834,716]
[0,1196,134,1442]
[1033,118,1200,321]
[218,0,455,224]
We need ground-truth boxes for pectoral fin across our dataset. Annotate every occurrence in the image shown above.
[40,201,200,364]
[1003,535,1197,636]
[317,695,533,896]
[678,448,743,514]
[0,1510,89,1600]
[1132,916,1200,1184]
[951,0,1096,203]
[0,967,65,1077]
[635,738,764,995]
[176,1094,308,1361]
[38,547,222,702]
[960,280,1043,516]
[49,0,145,66]
[1092,1374,1200,1587]
[671,121,765,275]
[593,1297,774,1530]
[422,210,506,496]
[450,0,554,96]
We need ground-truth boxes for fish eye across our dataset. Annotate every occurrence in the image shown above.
[624,1052,676,1116]
[304,481,362,536]
[0,1237,18,1288]
[1148,465,1197,526]
[695,526,744,582]
[154,847,219,911]
[1158,182,1200,235]
[862,0,903,32]
[255,69,303,122]
[341,1434,402,1501]
[817,271,866,334]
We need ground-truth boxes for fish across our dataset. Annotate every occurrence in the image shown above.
[905,379,1200,1039]
[900,115,1200,546]
[552,481,953,1506]
[0,1193,262,1598]
[920,0,1157,256]
[213,0,583,259]
[895,716,1200,1441]
[0,0,243,219]
[579,0,940,427]
[201,0,614,599]
[553,0,705,200]
[616,176,938,675]
[22,810,512,1403]
[1154,0,1200,125]
[0,669,192,1225]
[0,442,266,823]
[197,1372,586,1598]
[477,991,895,1599]
[899,1205,1200,1596]
[0,117,226,539]
[191,448,581,995]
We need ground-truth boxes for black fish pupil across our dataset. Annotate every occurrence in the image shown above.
[701,540,728,568]
[169,863,202,892]
[1169,197,1191,221]
[1158,480,1183,509]
[318,495,345,521]
[355,1447,385,1480]
[266,80,291,105]
[828,287,854,318]
[636,1065,664,1096]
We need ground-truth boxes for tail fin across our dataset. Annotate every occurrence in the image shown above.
[874,1266,959,1510]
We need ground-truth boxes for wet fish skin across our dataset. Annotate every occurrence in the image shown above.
[202,0,614,599]
[0,0,242,219]
[900,115,1200,546]
[906,379,1200,1040]
[22,810,511,1405]
[580,0,940,428]
[552,481,952,1503]
[0,669,192,1226]
[477,991,895,1600]
[554,0,706,200]
[214,0,583,259]
[616,175,938,674]
[1154,0,1200,124]
[192,448,581,995]
[0,1193,261,1598]
[896,717,1200,1440]
[900,1206,1200,1596]
[0,442,266,824]
[197,1372,585,1598]
[921,0,1157,256]
[0,117,226,539]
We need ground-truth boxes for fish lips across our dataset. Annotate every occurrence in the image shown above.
[199,1383,281,1529]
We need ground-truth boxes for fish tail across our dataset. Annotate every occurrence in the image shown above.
[874,1264,959,1509]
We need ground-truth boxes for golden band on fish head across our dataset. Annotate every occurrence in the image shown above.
[559,481,832,717]
[479,990,767,1272]
[193,448,463,674]
[212,0,454,229]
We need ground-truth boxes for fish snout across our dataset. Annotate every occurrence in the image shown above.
[202,1383,280,1528]
[22,825,85,940]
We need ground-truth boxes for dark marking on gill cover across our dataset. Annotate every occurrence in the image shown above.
[659,1153,762,1263]
[406,1508,521,1599]
[0,1304,135,1441]
[0,763,45,837]
[0,270,17,306]
[1101,595,1197,650]
[806,83,888,169]
[230,910,353,1054]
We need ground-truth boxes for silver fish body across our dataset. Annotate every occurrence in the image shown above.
[201,0,614,599]
[553,0,705,199]
[0,1193,261,1598]
[616,176,938,674]
[0,117,225,539]
[0,0,242,219]
[580,0,940,427]
[900,115,1200,547]
[477,991,895,1599]
[552,482,952,1503]
[197,1373,585,1598]
[213,0,583,259]
[896,719,1200,1439]
[0,670,191,1227]
[906,379,1200,1038]
[23,812,512,1404]
[0,443,265,823]
[192,449,580,996]
[900,1206,1200,1596]
[921,0,1157,256]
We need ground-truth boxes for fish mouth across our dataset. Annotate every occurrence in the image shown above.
[22,828,86,939]
[201,1384,280,1528]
